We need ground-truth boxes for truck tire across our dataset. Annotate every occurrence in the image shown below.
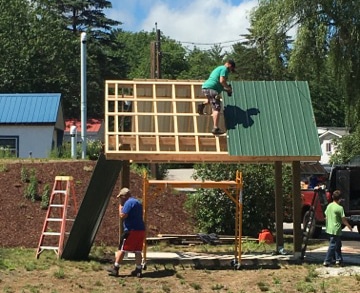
[302,210,322,239]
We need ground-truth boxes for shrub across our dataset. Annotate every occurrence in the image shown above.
[20,166,29,182]
[0,164,8,172]
[0,146,15,158]
[86,139,103,160]
[40,184,51,209]
[48,139,103,160]
[24,169,38,202]
[186,163,293,237]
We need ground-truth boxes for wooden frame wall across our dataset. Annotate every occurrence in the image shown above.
[105,80,231,162]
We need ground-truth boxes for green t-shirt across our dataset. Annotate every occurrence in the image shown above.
[325,201,345,236]
[202,65,229,93]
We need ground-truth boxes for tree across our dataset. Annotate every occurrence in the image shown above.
[186,163,293,236]
[36,0,120,34]
[160,38,188,79]
[177,47,213,80]
[113,30,156,79]
[0,0,77,95]
[331,126,360,164]
[114,30,191,80]
[229,41,273,81]
[249,0,360,129]
[33,0,126,118]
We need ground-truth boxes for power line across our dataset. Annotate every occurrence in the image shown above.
[178,38,246,46]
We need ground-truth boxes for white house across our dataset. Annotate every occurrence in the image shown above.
[0,94,64,158]
[318,127,349,164]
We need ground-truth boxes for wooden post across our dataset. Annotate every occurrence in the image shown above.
[118,160,130,242]
[292,161,302,257]
[148,28,162,179]
[150,42,156,78]
[274,161,284,253]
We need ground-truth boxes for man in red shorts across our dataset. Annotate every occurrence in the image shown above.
[108,187,145,277]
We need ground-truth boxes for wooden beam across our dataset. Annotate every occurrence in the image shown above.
[292,161,302,257]
[105,153,321,163]
[147,180,238,189]
[110,135,226,147]
[274,161,284,252]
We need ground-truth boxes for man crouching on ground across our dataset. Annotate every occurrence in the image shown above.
[107,187,145,277]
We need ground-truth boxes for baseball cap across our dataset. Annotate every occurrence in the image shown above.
[117,187,130,198]
[228,59,236,72]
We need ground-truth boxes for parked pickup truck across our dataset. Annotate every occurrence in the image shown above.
[301,188,331,238]
[302,165,360,238]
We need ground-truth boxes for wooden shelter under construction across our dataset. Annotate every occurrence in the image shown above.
[104,79,322,260]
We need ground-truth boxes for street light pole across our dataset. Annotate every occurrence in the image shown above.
[80,32,87,159]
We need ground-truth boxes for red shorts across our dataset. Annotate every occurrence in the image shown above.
[120,230,145,252]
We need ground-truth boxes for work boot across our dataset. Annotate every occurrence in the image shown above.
[131,267,142,278]
[107,265,119,276]
[197,103,205,115]
[211,128,224,135]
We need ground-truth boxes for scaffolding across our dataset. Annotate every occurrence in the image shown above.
[141,171,243,267]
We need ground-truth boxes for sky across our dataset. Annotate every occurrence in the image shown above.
[106,0,259,51]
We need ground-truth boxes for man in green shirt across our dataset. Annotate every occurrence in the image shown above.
[323,190,352,266]
[198,60,235,135]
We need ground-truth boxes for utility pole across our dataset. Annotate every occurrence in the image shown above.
[150,41,156,78]
[150,22,162,79]
[150,23,161,179]
[156,25,161,78]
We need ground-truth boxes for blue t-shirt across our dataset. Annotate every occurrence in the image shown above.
[202,65,229,93]
[122,197,145,231]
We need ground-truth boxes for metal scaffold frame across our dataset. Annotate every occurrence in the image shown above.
[141,171,243,267]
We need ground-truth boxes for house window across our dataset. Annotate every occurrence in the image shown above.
[0,136,19,157]
[325,142,332,153]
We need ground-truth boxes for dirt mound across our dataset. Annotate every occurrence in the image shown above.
[0,160,195,248]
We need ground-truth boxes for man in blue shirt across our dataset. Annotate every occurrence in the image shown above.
[198,60,235,135]
[108,187,145,277]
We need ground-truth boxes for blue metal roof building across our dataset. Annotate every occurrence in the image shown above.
[0,94,64,158]
[0,93,62,124]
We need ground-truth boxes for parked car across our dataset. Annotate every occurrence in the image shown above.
[328,165,360,231]
[301,187,330,238]
[302,165,360,238]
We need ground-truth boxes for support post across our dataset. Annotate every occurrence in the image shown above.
[142,171,149,266]
[118,161,130,243]
[292,161,302,257]
[274,161,284,253]
[236,171,243,266]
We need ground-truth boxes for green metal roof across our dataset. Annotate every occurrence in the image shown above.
[224,81,321,158]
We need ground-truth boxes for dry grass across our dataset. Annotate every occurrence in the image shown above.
[1,245,360,293]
